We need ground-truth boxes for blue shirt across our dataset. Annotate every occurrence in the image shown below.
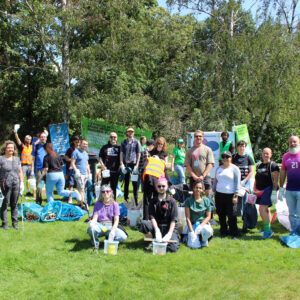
[71,148,89,175]
[33,143,47,171]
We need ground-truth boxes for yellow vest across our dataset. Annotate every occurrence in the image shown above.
[21,144,33,165]
[143,157,165,181]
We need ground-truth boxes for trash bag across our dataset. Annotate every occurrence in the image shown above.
[280,234,300,248]
[187,232,201,249]
[18,202,43,222]
[119,203,127,220]
[40,201,62,222]
[116,184,124,198]
[276,199,291,231]
[243,203,258,229]
[59,203,88,221]
[85,179,95,206]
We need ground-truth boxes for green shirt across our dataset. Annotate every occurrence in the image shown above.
[141,144,147,151]
[172,147,186,165]
[184,196,211,224]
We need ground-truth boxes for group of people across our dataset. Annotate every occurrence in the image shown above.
[0,125,299,254]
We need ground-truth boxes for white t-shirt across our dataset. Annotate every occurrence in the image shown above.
[216,165,236,194]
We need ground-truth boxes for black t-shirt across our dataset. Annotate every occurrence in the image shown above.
[150,149,168,160]
[99,143,120,172]
[43,155,64,173]
[232,154,254,180]
[255,161,279,190]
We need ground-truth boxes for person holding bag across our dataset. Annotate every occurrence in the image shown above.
[254,148,279,239]
[0,141,24,230]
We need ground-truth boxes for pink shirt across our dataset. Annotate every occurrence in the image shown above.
[281,152,300,191]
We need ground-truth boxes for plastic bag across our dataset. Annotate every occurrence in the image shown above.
[40,201,62,222]
[18,202,43,222]
[59,203,88,221]
[243,203,258,229]
[187,232,201,249]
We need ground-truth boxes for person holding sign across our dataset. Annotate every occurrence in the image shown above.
[99,132,121,200]
[120,127,141,205]
[184,130,214,196]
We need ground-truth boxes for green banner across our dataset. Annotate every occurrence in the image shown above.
[81,117,152,154]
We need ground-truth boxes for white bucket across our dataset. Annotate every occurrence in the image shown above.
[131,174,138,182]
[102,169,110,178]
[153,241,167,255]
[104,240,119,255]
[127,209,140,227]
[237,187,246,197]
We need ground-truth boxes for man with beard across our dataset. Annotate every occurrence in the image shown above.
[280,135,300,234]
[218,131,234,166]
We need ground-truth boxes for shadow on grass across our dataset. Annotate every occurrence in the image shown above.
[122,238,145,250]
[65,238,91,252]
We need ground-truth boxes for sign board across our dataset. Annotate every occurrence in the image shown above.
[49,123,70,155]
[81,117,152,154]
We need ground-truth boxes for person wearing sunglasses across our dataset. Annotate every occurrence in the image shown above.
[99,132,121,200]
[139,176,179,252]
[185,130,215,196]
[87,185,127,249]
[150,137,168,164]
[213,151,241,239]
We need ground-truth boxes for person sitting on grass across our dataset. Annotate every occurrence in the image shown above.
[87,185,127,249]
[182,181,213,248]
[139,176,179,252]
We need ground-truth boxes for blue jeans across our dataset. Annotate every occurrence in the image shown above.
[285,190,300,233]
[175,164,186,184]
[87,223,127,246]
[46,172,80,202]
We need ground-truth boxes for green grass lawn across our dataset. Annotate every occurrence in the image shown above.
[0,191,299,300]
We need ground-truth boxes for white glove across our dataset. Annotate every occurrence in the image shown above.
[162,231,173,242]
[120,164,126,174]
[133,166,139,174]
[14,124,20,133]
[44,129,49,137]
[89,219,97,229]
[241,179,246,187]
[75,169,81,179]
[30,170,35,177]
[109,228,116,241]
[189,231,197,243]
[20,181,24,195]
[169,186,176,195]
[194,225,203,235]
[155,228,162,242]
[271,190,278,204]
[279,187,285,202]
[89,173,92,181]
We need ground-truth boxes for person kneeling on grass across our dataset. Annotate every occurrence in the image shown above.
[87,185,127,249]
[139,176,180,252]
[182,181,213,248]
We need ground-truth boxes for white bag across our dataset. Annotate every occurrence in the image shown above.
[131,174,138,182]
[187,232,201,249]
[102,169,110,178]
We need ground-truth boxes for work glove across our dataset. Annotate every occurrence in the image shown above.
[189,231,197,243]
[241,179,246,187]
[20,181,24,195]
[271,190,278,204]
[14,124,20,133]
[278,187,285,202]
[194,225,203,235]
[89,219,97,229]
[155,228,162,242]
[75,169,81,179]
[108,228,116,241]
[44,129,49,137]
[162,231,172,242]
[133,166,139,174]
[89,173,92,181]
[169,185,176,195]
[120,164,127,175]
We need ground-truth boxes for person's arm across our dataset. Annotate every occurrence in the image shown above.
[19,165,24,182]
[70,158,77,171]
[200,211,212,227]
[14,132,22,146]
[280,169,286,187]
[185,206,194,232]
[135,152,141,167]
[272,171,279,190]
[185,165,201,181]
[164,155,168,164]
[42,168,48,176]
[112,215,119,229]
[202,163,213,179]
[65,155,71,162]
[168,221,175,235]
[87,162,91,175]
[151,217,159,230]
[171,156,175,172]
[120,151,124,166]
[99,158,106,170]
[244,165,254,183]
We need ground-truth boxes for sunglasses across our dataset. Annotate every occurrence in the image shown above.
[101,190,111,194]
[110,136,117,139]
[221,155,231,159]
[157,185,166,188]
[195,135,203,138]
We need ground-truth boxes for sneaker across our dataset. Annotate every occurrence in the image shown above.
[12,224,19,230]
[261,230,274,240]
[201,241,209,247]
[144,242,153,251]
[2,224,9,230]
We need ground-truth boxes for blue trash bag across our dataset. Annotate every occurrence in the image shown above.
[170,177,179,185]
[18,202,43,222]
[119,203,128,220]
[116,184,124,198]
[280,234,300,248]
[59,203,88,221]
[40,201,62,222]
[85,179,95,206]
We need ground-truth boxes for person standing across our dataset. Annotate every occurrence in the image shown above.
[184,130,215,196]
[140,136,147,151]
[33,131,47,205]
[218,131,234,166]
[65,136,81,204]
[280,135,300,235]
[71,139,91,210]
[99,132,121,200]
[171,138,186,184]
[120,127,141,205]
[14,127,34,196]
[0,141,24,230]
[254,148,279,239]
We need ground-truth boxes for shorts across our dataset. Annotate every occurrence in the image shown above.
[75,174,89,189]
[189,176,212,191]
[22,165,32,178]
[255,186,272,207]
[67,169,75,186]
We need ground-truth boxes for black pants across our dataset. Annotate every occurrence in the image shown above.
[142,177,158,221]
[215,191,238,236]
[139,220,179,253]
[124,163,138,205]
[1,181,19,226]
[101,171,119,200]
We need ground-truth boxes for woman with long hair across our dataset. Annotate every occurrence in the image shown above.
[150,137,168,163]
[87,185,127,249]
[0,141,24,230]
[42,143,81,204]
